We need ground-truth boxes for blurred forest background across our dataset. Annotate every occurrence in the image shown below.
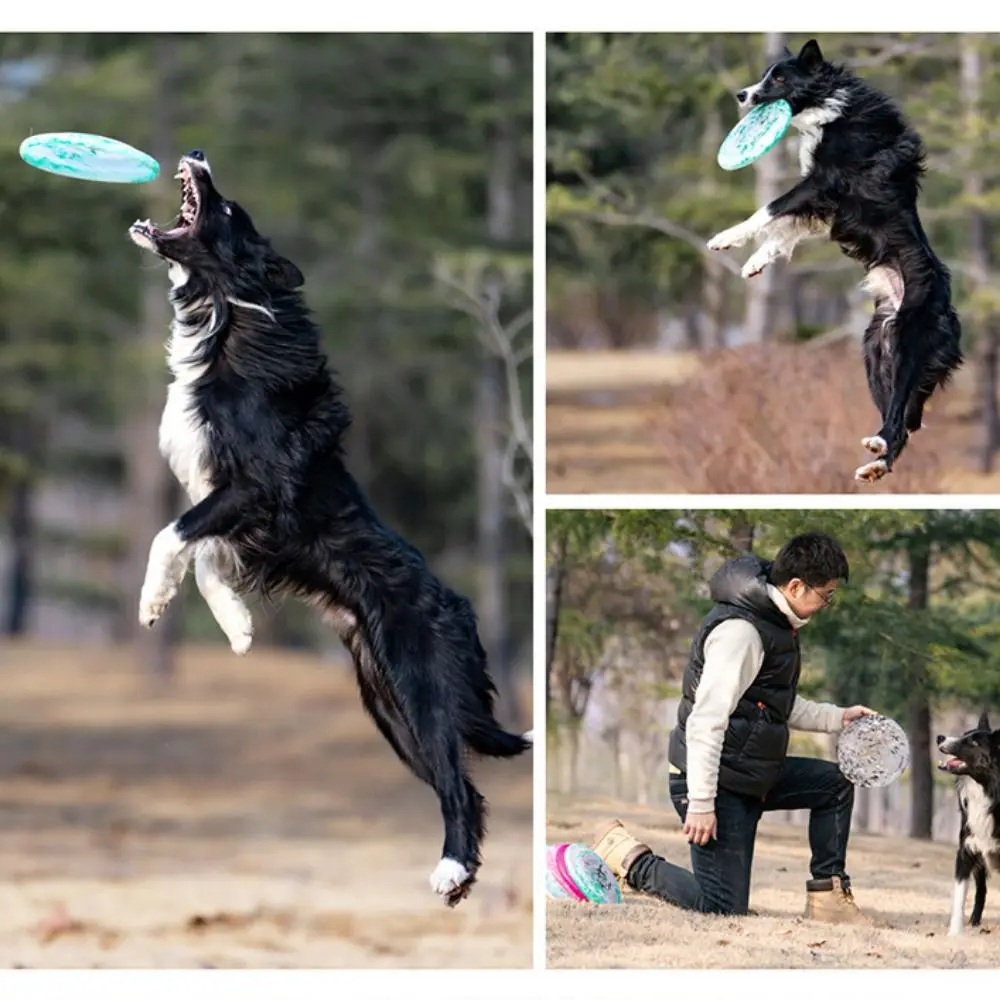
[547,508,1000,842]
[546,33,1000,494]
[0,33,533,709]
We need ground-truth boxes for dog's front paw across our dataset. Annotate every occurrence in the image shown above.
[429,857,474,907]
[138,585,177,628]
[707,226,748,252]
[854,458,889,483]
[229,628,254,656]
[742,248,775,279]
[861,435,888,457]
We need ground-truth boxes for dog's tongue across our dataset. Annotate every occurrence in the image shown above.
[938,758,964,772]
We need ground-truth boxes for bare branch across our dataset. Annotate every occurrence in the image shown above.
[560,208,745,276]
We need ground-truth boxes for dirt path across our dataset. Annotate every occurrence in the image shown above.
[0,641,532,968]
[547,794,991,969]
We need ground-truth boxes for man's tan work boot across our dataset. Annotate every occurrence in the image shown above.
[804,876,872,924]
[592,819,652,884]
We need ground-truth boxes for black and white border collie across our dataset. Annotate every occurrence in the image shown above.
[128,150,532,907]
[707,39,962,484]
[937,711,1000,935]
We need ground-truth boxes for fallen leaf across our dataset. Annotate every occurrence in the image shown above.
[716,939,730,946]
[807,940,826,948]
[866,952,883,959]
[36,904,84,944]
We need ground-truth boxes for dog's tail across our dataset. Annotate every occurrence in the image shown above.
[465,721,533,758]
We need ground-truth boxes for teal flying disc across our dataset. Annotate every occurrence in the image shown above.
[717,100,793,171]
[19,132,159,184]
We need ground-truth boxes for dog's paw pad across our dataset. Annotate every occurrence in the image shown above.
[429,857,472,905]
[854,458,889,483]
[861,435,888,457]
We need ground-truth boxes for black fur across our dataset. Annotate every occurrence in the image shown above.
[937,710,1000,933]
[128,151,530,906]
[728,39,963,478]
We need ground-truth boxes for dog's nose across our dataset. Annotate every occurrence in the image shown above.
[186,149,206,162]
[936,735,945,745]
[737,89,748,105]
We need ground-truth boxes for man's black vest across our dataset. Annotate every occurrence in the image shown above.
[667,554,801,799]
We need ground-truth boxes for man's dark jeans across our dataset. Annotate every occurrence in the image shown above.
[627,756,855,915]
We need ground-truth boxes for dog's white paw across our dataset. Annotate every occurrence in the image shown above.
[429,857,471,905]
[229,630,254,656]
[707,226,747,251]
[861,435,888,457]
[741,249,774,279]
[138,585,177,628]
[854,458,889,483]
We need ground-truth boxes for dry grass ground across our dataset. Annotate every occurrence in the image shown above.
[547,348,1000,495]
[547,794,994,969]
[0,640,532,968]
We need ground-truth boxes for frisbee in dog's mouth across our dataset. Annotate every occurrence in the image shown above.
[938,756,969,774]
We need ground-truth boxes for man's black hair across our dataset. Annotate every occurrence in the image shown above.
[770,531,850,588]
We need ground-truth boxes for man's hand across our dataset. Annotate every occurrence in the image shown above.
[683,810,717,846]
[841,705,877,726]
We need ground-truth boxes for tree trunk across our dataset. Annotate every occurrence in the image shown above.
[478,42,519,728]
[123,36,181,679]
[701,107,727,349]
[744,32,787,344]
[907,532,933,839]
[3,475,33,636]
[961,36,1000,472]
[546,528,568,716]
[730,512,755,553]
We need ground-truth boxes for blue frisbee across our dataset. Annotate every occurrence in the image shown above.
[19,132,160,184]
[717,100,793,171]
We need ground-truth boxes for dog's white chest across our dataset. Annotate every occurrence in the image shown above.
[958,778,1000,865]
[159,265,216,503]
[791,90,848,176]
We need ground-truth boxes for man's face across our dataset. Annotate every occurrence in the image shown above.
[781,578,838,620]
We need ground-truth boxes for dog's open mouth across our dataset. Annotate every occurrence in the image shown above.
[129,157,203,247]
[938,756,969,775]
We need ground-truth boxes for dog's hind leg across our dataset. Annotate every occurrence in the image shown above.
[194,543,254,655]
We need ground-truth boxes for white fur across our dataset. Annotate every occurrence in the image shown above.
[195,545,254,655]
[429,857,470,897]
[862,264,905,315]
[791,90,848,175]
[854,458,888,483]
[949,878,968,936]
[707,206,773,251]
[861,435,887,457]
[959,778,1000,865]
[138,523,191,627]
[139,258,255,649]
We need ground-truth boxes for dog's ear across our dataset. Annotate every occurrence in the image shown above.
[980,710,992,732]
[267,254,305,291]
[783,45,794,59]
[798,39,824,73]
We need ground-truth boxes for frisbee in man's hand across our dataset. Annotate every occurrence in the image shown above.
[716,100,793,171]
[19,132,160,184]
[836,713,910,788]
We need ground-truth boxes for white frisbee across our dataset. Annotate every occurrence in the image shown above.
[836,713,910,788]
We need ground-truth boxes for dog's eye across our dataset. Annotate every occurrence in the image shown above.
[772,73,785,84]
[223,204,232,217]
